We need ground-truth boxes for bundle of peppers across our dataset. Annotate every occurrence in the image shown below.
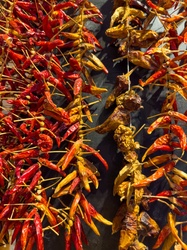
[103,0,187,249]
[0,0,112,249]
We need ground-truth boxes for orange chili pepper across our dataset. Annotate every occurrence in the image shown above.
[69,190,82,220]
[147,116,171,134]
[133,161,176,187]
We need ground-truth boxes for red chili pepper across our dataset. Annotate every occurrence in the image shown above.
[16,1,36,10]
[64,223,71,250]
[47,76,72,101]
[147,116,171,134]
[34,211,44,250]
[142,133,172,161]
[37,134,53,152]
[69,176,81,194]
[11,221,22,244]
[170,124,187,153]
[15,159,25,179]
[34,203,59,233]
[69,57,82,71]
[139,69,167,87]
[54,2,78,11]
[149,190,173,203]
[73,78,83,96]
[0,158,5,187]
[81,143,109,170]
[12,149,39,160]
[61,122,80,142]
[146,0,167,14]
[25,235,35,250]
[3,116,23,142]
[152,224,171,249]
[21,208,37,250]
[27,171,42,192]
[38,157,66,176]
[79,193,92,223]
[14,5,37,21]
[72,221,83,250]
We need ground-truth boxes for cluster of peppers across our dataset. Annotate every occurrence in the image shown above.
[104,0,187,249]
[0,0,112,249]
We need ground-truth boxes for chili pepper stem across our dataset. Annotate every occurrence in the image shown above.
[14,117,45,122]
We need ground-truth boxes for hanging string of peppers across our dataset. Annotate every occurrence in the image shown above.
[104,0,187,249]
[0,0,112,249]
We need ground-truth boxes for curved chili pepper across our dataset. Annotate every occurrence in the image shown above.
[139,69,167,87]
[37,134,53,152]
[170,124,187,153]
[38,157,66,176]
[61,122,79,142]
[81,143,109,170]
[147,116,171,134]
[133,161,176,187]
[141,134,171,161]
[57,139,82,170]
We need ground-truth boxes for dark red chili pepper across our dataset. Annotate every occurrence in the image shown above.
[34,211,44,250]
[27,171,42,192]
[15,159,25,179]
[8,163,40,195]
[152,224,171,249]
[16,1,36,11]
[0,158,5,187]
[149,190,173,203]
[47,76,72,101]
[0,204,12,220]
[61,122,80,142]
[69,57,82,71]
[69,176,81,194]
[72,224,83,250]
[11,221,22,244]
[14,5,37,21]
